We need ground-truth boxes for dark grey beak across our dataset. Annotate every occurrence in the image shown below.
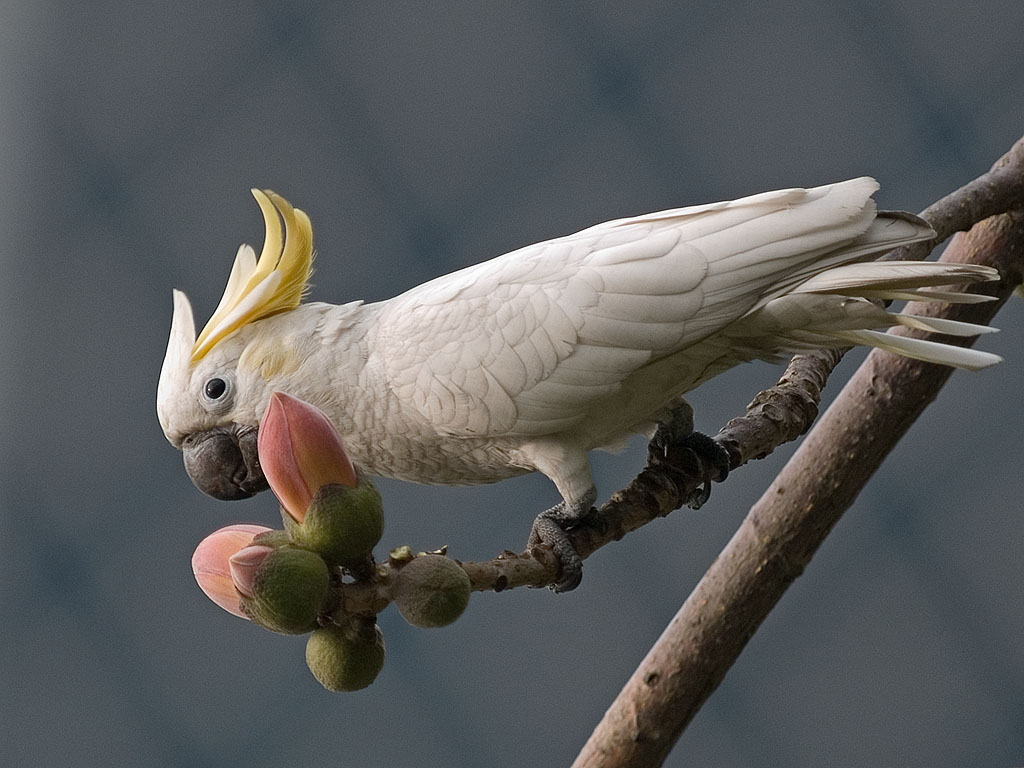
[182,424,268,500]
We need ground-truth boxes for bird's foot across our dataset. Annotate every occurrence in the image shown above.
[649,401,730,510]
[674,432,731,509]
[528,487,597,593]
[650,399,696,457]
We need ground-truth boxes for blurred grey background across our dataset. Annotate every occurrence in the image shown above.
[2,2,1022,766]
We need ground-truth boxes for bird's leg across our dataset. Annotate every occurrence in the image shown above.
[649,398,730,509]
[528,486,597,593]
[650,398,696,457]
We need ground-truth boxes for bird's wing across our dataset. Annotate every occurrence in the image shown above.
[371,178,893,437]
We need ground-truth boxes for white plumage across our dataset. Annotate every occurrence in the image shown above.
[157,178,1000,535]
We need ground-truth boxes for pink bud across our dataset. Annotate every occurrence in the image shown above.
[228,544,275,599]
[191,524,272,618]
[258,392,357,523]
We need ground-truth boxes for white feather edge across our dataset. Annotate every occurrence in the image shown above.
[830,329,1002,371]
[891,313,998,336]
[855,288,996,304]
[209,244,257,322]
[191,268,282,360]
[794,261,999,294]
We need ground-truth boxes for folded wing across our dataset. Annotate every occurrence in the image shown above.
[372,178,997,439]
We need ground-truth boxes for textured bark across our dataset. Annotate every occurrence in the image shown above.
[336,136,1024,619]
[338,344,846,615]
[570,138,1024,768]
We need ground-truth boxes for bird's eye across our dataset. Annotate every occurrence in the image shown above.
[204,378,227,400]
[200,375,234,412]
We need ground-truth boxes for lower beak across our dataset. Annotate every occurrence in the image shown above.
[182,424,268,500]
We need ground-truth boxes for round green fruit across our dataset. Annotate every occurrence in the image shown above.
[392,555,471,628]
[241,546,330,635]
[305,620,386,692]
[285,480,384,569]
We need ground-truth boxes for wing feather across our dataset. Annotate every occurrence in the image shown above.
[372,177,927,437]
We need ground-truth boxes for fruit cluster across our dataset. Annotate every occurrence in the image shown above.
[190,392,471,691]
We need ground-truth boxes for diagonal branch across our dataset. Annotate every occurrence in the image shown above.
[340,345,845,609]
[569,136,1024,768]
[337,135,1024,614]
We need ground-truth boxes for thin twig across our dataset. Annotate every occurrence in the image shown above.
[337,345,848,613]
[570,136,1024,768]
[336,135,1024,616]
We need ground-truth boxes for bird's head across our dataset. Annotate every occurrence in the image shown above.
[157,189,314,500]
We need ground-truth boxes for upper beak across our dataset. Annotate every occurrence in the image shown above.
[182,424,268,500]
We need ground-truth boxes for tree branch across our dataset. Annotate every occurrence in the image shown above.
[337,346,846,611]
[883,134,1024,263]
[570,137,1024,768]
[335,135,1024,616]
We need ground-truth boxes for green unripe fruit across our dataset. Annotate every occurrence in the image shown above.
[305,619,386,692]
[392,555,471,628]
[240,547,331,635]
[284,479,384,569]
[251,529,292,549]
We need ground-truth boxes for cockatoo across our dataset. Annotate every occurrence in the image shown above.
[158,178,1000,590]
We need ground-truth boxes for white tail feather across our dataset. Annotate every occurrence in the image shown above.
[786,257,1002,370]
[891,313,998,337]
[796,261,999,295]
[830,329,1002,371]
[856,288,997,304]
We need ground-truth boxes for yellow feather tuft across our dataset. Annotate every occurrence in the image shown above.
[191,190,314,364]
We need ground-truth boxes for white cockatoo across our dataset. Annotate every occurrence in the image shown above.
[158,178,1000,589]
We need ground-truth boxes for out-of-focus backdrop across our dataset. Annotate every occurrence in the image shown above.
[2,3,1022,766]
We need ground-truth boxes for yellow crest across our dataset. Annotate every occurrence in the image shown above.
[191,190,314,363]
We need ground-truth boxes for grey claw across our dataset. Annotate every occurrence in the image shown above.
[528,491,596,592]
[650,398,696,460]
[678,432,731,509]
